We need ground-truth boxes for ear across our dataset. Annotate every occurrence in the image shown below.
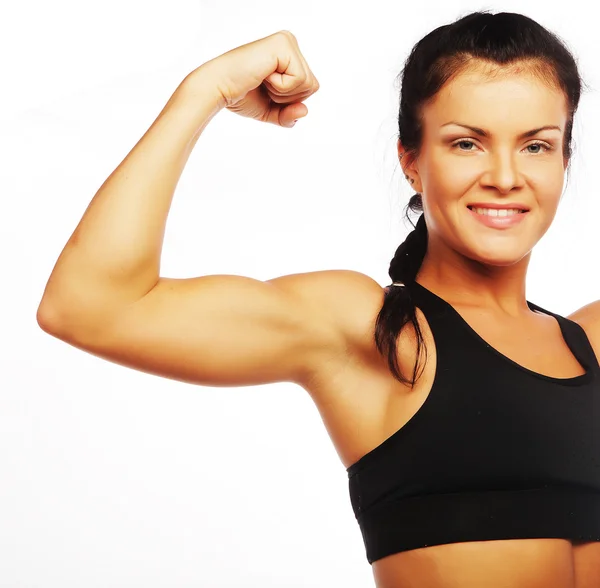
[397,139,415,171]
[397,139,422,192]
[397,139,405,165]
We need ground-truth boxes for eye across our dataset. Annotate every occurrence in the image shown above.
[525,141,553,154]
[450,139,554,154]
[452,140,478,152]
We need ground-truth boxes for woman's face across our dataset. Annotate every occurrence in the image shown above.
[402,62,569,268]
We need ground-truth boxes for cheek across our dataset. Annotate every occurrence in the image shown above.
[421,159,461,192]
[426,157,473,192]
[530,168,565,205]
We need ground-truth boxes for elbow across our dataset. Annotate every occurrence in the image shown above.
[36,302,61,335]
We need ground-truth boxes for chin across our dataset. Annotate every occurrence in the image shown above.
[457,239,532,265]
[469,248,532,266]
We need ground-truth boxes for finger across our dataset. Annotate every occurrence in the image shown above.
[264,68,309,96]
[263,86,315,104]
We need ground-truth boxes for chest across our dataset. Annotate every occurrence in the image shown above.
[451,307,587,377]
[310,307,589,471]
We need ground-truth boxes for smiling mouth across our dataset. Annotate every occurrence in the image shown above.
[467,206,528,214]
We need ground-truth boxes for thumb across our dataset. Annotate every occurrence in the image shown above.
[277,103,308,128]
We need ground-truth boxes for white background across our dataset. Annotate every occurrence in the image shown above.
[3,0,600,586]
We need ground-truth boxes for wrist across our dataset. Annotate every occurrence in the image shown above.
[178,65,228,114]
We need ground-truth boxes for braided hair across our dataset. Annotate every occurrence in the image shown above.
[374,196,428,387]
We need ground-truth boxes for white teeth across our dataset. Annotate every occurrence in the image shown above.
[471,207,523,217]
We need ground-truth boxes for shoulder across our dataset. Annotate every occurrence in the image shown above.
[567,299,600,363]
[317,269,386,326]
[269,269,385,354]
[268,269,384,307]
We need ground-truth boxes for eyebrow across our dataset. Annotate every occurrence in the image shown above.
[441,122,562,139]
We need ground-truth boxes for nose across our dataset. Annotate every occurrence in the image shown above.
[482,151,525,193]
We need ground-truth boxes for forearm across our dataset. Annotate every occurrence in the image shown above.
[38,70,223,324]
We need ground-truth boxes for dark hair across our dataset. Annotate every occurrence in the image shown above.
[374,10,587,387]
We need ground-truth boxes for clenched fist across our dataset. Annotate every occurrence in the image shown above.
[194,31,320,128]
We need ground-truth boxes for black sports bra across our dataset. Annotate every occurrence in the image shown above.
[347,280,600,564]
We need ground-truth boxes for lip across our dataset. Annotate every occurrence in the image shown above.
[467,206,528,229]
[467,202,530,211]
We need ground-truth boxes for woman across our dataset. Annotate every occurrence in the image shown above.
[37,10,600,588]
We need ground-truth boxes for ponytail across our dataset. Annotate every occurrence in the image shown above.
[374,195,428,387]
